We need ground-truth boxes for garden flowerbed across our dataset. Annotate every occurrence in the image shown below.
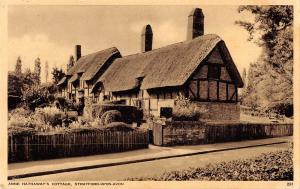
[8,106,149,163]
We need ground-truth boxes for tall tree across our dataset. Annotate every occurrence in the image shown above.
[51,67,65,85]
[236,5,293,85]
[15,56,22,75]
[67,55,75,72]
[34,57,41,84]
[22,68,35,90]
[242,68,247,87]
[45,61,49,83]
[236,6,293,115]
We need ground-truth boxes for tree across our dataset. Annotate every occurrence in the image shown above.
[34,57,41,84]
[242,68,247,87]
[236,5,293,85]
[22,68,35,90]
[8,71,23,97]
[15,56,22,75]
[236,6,293,116]
[8,68,36,109]
[67,55,75,71]
[51,67,65,85]
[8,72,23,109]
[8,64,60,110]
[45,61,49,83]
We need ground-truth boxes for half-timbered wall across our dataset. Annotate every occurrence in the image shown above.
[187,46,238,103]
[92,46,240,120]
[109,87,181,116]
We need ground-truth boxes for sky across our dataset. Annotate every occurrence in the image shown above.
[8,5,262,83]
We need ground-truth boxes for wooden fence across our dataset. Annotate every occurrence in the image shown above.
[8,130,149,163]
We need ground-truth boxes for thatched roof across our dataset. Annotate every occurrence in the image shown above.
[57,76,67,86]
[81,48,120,80]
[69,74,79,83]
[57,47,120,86]
[98,34,243,92]
[66,47,120,79]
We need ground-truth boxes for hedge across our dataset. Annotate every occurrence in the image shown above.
[85,104,143,124]
[127,149,293,181]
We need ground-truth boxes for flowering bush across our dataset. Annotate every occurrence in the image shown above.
[8,105,139,135]
[8,106,66,135]
[8,114,37,135]
[89,118,103,128]
[33,106,64,127]
[173,94,207,121]
[8,107,32,120]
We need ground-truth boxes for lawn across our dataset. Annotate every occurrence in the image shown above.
[240,113,293,124]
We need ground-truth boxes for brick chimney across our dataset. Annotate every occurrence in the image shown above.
[187,8,204,40]
[75,45,81,61]
[141,24,153,52]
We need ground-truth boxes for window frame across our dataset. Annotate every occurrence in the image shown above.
[207,64,221,80]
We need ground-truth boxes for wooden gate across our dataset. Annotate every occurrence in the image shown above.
[152,123,163,146]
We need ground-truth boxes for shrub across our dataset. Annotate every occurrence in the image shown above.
[173,104,206,121]
[127,149,293,181]
[83,97,95,119]
[89,118,103,128]
[8,114,37,135]
[8,95,22,110]
[8,107,32,120]
[69,121,87,129]
[8,108,59,135]
[85,103,143,124]
[33,106,64,127]
[55,96,83,113]
[100,111,109,125]
[8,107,42,135]
[101,110,122,125]
[54,96,66,110]
[8,126,37,136]
[22,83,58,111]
[104,122,134,132]
[173,94,207,121]
[34,124,56,133]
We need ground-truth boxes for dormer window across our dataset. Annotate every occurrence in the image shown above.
[207,64,221,80]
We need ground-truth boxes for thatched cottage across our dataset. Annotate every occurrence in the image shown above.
[58,8,244,120]
[57,47,121,101]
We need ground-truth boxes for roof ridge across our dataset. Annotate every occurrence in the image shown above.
[80,47,118,58]
[115,34,220,60]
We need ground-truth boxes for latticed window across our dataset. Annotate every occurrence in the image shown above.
[207,64,221,80]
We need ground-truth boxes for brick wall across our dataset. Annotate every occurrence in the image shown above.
[194,102,240,121]
[162,121,206,146]
[152,121,293,146]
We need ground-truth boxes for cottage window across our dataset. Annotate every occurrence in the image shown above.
[150,98,158,110]
[207,64,221,80]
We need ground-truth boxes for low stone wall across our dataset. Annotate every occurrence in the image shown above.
[152,121,293,146]
[194,102,240,121]
[161,121,207,146]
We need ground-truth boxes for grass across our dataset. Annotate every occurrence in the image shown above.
[240,113,293,124]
